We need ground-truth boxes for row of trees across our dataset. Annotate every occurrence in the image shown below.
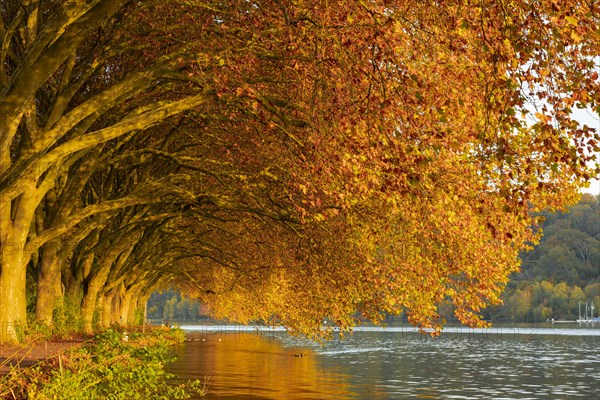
[1,1,599,341]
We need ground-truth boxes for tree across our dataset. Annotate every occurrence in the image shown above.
[1,0,599,341]
[179,0,600,336]
[0,0,211,340]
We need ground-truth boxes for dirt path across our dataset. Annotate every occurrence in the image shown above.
[0,340,84,376]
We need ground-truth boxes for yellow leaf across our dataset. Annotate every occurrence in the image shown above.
[565,16,578,26]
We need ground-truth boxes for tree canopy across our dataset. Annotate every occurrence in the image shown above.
[0,0,598,341]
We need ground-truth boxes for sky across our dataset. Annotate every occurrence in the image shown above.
[581,178,599,195]
[573,108,600,196]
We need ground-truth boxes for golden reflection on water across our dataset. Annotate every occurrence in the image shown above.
[171,331,356,399]
[168,328,600,399]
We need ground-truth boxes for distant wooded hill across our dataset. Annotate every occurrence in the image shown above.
[519,193,599,286]
[484,194,599,322]
[148,194,600,324]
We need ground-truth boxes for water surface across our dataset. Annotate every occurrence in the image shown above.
[168,325,600,399]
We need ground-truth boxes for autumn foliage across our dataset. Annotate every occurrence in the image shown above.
[0,0,598,340]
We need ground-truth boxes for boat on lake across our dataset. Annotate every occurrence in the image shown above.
[577,301,599,324]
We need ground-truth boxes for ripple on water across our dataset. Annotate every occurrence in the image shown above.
[168,328,600,399]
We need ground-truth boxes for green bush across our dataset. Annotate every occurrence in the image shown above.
[52,295,84,336]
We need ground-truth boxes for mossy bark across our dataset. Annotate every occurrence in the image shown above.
[0,188,39,341]
[35,239,62,325]
[100,289,117,328]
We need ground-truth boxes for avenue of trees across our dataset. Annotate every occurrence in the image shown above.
[0,1,599,341]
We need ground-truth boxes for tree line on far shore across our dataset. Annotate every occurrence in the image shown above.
[485,194,599,323]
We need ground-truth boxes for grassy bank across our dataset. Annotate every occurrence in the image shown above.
[0,328,204,399]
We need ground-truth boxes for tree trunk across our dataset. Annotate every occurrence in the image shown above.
[114,284,127,326]
[65,233,98,304]
[35,239,63,325]
[121,284,144,326]
[81,264,109,334]
[100,289,121,329]
[80,285,97,335]
[0,189,39,342]
[119,285,132,327]
[0,242,28,342]
[100,290,114,329]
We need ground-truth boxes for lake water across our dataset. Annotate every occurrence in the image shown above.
[167,324,600,399]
